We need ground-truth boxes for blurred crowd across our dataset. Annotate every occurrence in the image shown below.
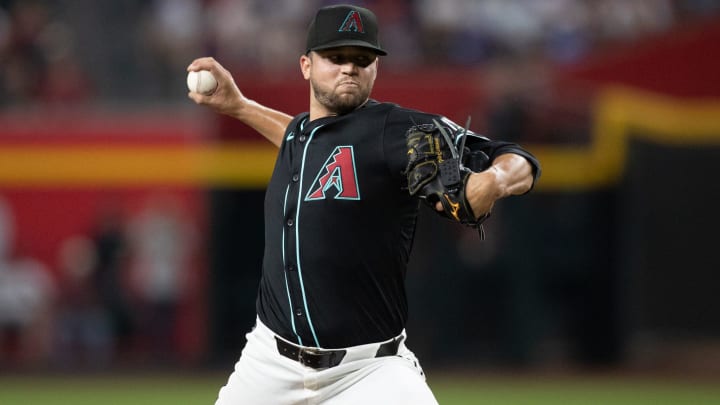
[0,0,718,106]
[0,194,200,370]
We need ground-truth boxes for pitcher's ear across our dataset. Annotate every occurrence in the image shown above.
[300,53,312,79]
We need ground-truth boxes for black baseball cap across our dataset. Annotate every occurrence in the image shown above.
[305,4,387,56]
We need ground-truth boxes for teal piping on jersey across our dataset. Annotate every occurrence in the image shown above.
[282,184,302,345]
[295,124,322,347]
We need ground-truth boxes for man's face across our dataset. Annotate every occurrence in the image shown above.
[301,47,378,116]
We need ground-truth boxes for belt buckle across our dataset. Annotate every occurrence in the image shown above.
[298,347,320,367]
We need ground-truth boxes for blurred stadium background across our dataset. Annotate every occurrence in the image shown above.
[1,0,719,404]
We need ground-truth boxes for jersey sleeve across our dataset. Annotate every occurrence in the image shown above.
[381,106,440,183]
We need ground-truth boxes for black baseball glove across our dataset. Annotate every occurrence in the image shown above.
[404,118,491,236]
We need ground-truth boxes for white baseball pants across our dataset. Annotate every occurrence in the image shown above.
[214,318,439,405]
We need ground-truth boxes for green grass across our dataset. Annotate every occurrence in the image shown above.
[0,374,219,405]
[0,372,718,405]
[429,374,720,405]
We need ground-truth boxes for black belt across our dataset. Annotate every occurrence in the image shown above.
[275,335,404,370]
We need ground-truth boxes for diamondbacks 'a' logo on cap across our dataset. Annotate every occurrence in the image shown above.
[338,10,364,33]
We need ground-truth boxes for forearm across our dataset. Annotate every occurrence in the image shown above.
[232,99,293,148]
[488,153,534,198]
[187,57,292,148]
[465,153,534,218]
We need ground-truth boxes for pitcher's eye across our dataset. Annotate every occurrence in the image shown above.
[353,55,374,67]
[325,53,375,67]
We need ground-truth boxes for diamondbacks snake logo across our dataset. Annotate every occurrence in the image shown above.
[306,146,361,201]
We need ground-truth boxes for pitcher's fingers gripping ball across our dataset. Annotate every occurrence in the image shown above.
[186,58,251,119]
[187,69,218,96]
[404,119,492,235]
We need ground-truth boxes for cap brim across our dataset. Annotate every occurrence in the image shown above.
[309,39,387,56]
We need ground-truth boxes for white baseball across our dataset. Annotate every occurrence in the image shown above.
[187,70,218,95]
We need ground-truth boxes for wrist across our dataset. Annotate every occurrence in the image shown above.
[468,169,504,200]
[488,166,509,199]
[228,97,251,120]
[464,170,502,219]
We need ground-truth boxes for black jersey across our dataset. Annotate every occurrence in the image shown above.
[256,100,540,349]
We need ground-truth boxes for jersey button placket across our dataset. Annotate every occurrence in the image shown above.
[284,127,302,341]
